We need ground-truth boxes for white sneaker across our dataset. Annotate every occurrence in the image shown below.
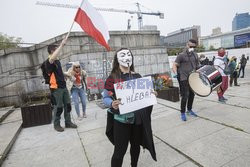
[77,116,83,121]
[82,114,87,118]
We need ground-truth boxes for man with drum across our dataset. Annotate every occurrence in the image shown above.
[214,47,229,103]
[173,39,199,121]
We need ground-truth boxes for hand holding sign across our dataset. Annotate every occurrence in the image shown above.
[114,76,157,115]
[112,100,121,110]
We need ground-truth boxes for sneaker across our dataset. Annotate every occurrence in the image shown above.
[235,84,240,86]
[187,110,198,117]
[82,113,87,118]
[77,116,83,121]
[240,76,244,78]
[54,125,64,132]
[181,113,187,121]
[65,122,77,128]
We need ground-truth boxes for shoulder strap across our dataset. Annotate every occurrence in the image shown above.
[81,73,87,89]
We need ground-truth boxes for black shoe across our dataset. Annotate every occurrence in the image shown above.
[218,97,226,103]
[240,76,244,78]
[54,125,64,132]
[65,122,77,128]
[235,84,240,86]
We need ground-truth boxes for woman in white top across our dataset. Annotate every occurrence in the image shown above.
[213,47,229,103]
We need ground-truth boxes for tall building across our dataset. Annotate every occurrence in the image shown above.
[212,27,222,36]
[161,25,201,48]
[232,13,250,31]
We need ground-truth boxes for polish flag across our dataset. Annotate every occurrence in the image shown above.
[74,0,110,51]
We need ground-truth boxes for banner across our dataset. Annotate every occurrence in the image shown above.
[234,33,250,47]
[114,76,157,115]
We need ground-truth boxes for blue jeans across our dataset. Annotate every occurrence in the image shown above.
[71,88,86,117]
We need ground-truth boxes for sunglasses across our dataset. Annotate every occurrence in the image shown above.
[189,46,196,48]
[75,66,80,68]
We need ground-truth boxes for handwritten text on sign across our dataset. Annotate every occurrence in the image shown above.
[114,76,157,115]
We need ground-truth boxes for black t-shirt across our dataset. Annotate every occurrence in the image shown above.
[175,49,199,81]
[45,59,66,89]
[104,72,142,97]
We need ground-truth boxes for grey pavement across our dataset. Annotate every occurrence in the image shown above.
[2,66,250,167]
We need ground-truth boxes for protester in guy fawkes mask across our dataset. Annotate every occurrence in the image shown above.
[102,48,157,167]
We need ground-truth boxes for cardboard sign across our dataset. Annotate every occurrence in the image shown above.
[114,76,157,115]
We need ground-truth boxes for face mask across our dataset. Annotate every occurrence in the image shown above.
[188,48,194,52]
[218,51,225,57]
[117,49,133,67]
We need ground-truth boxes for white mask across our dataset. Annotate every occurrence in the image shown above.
[117,49,133,67]
[188,48,194,52]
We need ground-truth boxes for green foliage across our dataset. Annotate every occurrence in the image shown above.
[0,33,22,50]
[168,45,206,55]
[167,48,183,56]
[196,45,205,52]
[209,45,215,51]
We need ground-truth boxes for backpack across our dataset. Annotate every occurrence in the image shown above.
[40,59,50,84]
[227,62,235,75]
[214,58,232,75]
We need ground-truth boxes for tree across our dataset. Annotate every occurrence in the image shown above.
[0,33,22,50]
[196,45,205,53]
[209,45,215,51]
[167,48,183,56]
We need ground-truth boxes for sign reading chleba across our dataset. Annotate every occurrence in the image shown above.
[114,76,157,115]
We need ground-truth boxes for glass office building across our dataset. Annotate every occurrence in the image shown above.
[232,13,250,31]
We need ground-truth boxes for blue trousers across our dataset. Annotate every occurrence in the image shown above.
[71,88,86,117]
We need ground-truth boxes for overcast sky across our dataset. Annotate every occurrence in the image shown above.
[1,0,250,44]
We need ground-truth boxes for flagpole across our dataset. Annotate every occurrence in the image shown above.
[65,20,75,41]
[64,0,84,41]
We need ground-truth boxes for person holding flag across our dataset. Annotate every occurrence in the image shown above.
[44,0,110,132]
[45,39,77,132]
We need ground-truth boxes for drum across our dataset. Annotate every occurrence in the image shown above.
[188,65,222,97]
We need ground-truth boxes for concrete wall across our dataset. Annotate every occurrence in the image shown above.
[0,31,170,105]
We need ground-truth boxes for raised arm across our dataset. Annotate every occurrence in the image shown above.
[49,38,67,64]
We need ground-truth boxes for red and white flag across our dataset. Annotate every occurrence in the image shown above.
[74,0,110,51]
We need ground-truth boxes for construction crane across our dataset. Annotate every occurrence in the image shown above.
[36,1,164,30]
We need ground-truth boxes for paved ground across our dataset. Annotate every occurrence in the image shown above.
[2,66,250,167]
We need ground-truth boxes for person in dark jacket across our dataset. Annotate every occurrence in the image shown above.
[229,56,240,86]
[102,48,156,167]
[46,38,77,132]
[238,54,247,78]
